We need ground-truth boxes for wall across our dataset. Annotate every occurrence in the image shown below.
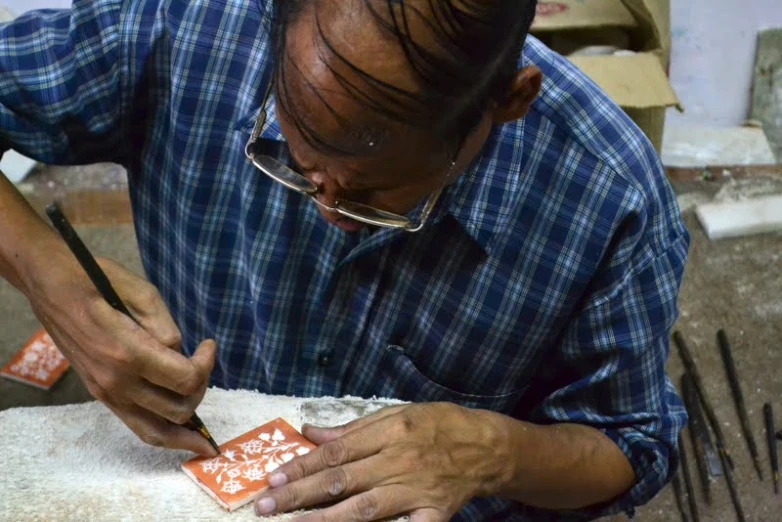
[669,0,782,127]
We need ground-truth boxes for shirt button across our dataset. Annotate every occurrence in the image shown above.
[317,352,333,367]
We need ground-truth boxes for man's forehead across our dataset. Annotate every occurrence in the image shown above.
[289,0,442,93]
[278,1,424,154]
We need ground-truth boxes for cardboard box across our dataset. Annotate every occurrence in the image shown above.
[532,0,637,33]
[531,0,681,152]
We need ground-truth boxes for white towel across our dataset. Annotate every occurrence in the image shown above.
[0,388,407,521]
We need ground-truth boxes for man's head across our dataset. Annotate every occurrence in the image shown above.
[270,0,541,231]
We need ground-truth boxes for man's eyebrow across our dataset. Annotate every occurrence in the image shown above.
[340,168,400,191]
[287,148,398,192]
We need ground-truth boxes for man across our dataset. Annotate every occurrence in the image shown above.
[0,0,689,520]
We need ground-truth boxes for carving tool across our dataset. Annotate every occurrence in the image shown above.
[674,332,746,522]
[717,330,763,480]
[673,332,734,470]
[718,443,747,522]
[45,203,221,455]
[681,374,718,505]
[682,372,722,477]
[764,403,779,494]
[672,472,690,522]
[679,434,700,522]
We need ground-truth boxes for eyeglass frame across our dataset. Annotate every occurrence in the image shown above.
[243,82,457,233]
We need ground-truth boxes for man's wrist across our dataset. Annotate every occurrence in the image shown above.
[471,410,636,511]
[0,170,65,294]
[469,408,532,498]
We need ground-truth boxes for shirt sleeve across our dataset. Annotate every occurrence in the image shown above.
[524,216,690,520]
[0,0,124,165]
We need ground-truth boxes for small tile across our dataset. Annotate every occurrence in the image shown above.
[182,418,316,512]
[0,329,70,390]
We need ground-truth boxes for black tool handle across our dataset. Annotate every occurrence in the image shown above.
[46,203,137,322]
[718,330,763,480]
[765,403,779,495]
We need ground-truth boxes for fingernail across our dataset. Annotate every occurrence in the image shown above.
[302,424,329,434]
[255,497,276,516]
[268,472,288,487]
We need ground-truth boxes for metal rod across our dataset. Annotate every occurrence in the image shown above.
[764,403,779,495]
[717,330,763,480]
[679,434,700,522]
[681,373,715,503]
[673,332,734,471]
[672,473,691,522]
[719,439,747,522]
[683,371,722,477]
[674,332,745,522]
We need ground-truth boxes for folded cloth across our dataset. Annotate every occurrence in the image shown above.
[0,387,405,521]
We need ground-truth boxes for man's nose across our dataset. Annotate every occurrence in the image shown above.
[309,172,343,209]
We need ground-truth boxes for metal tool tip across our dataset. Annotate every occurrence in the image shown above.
[196,426,221,455]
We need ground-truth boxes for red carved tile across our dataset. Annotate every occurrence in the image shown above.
[0,329,69,390]
[182,418,316,511]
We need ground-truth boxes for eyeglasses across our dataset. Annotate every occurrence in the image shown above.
[244,86,453,232]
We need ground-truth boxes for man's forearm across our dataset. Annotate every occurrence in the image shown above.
[0,169,63,293]
[483,411,636,511]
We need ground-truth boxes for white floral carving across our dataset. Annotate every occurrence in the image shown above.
[198,427,309,495]
[281,452,295,463]
[9,334,65,381]
[242,465,265,482]
[239,439,265,455]
[201,458,222,474]
[264,460,280,474]
[221,479,245,495]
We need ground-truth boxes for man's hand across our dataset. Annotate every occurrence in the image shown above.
[26,255,218,456]
[253,403,512,522]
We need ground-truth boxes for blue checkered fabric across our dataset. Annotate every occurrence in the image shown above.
[1,0,690,519]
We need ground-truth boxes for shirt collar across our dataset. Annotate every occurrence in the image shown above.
[243,88,526,254]
[259,94,285,141]
[433,118,526,253]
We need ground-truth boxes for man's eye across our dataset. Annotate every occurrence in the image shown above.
[288,157,304,173]
[344,188,374,202]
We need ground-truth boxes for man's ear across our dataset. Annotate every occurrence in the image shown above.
[492,66,542,124]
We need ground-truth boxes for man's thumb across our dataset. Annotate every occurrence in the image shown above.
[191,339,217,375]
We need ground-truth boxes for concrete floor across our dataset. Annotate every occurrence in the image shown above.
[1,169,780,521]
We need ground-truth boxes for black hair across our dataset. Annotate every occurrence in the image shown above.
[271,0,538,158]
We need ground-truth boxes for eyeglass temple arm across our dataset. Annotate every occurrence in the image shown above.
[245,110,267,159]
[245,77,274,157]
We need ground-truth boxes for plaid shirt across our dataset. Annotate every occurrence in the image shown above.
[1,0,689,519]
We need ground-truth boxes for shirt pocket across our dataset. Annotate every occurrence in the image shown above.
[379,345,528,414]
